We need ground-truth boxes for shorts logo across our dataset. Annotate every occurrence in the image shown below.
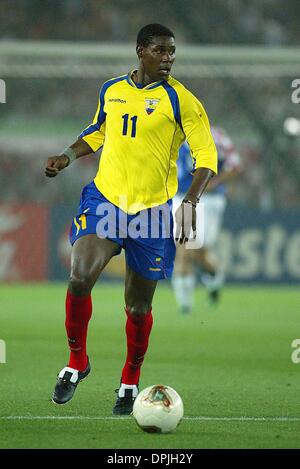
[149,257,162,271]
[74,214,87,235]
[145,98,160,115]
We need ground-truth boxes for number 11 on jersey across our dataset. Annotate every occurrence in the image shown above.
[122,114,138,138]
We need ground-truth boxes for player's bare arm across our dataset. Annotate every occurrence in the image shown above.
[206,166,241,192]
[175,167,214,244]
[185,167,214,204]
[45,138,93,177]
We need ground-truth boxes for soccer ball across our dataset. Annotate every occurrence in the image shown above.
[132,384,184,434]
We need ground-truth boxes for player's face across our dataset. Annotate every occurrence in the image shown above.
[139,36,176,82]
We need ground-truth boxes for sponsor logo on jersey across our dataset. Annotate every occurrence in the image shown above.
[108,98,126,103]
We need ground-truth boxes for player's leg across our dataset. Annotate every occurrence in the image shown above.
[196,195,226,304]
[197,247,224,304]
[172,197,204,314]
[113,265,157,415]
[66,234,120,367]
[195,246,218,275]
[123,264,157,383]
[172,243,196,313]
[52,234,119,404]
[113,199,176,414]
[195,246,217,275]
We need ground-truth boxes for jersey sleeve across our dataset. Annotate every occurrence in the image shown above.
[179,89,218,174]
[78,87,106,152]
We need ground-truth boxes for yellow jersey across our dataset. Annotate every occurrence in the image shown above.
[80,71,217,214]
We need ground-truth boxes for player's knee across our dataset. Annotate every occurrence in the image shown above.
[196,248,206,263]
[126,301,151,316]
[68,275,93,296]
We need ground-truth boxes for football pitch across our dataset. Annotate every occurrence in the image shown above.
[0,283,299,449]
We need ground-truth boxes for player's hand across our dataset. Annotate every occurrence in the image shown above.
[45,155,70,177]
[175,201,197,244]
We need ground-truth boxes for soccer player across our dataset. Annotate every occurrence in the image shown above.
[172,127,242,313]
[45,24,217,415]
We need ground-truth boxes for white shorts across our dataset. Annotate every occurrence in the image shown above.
[173,193,226,249]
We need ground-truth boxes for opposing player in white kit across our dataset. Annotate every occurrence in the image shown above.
[172,127,242,312]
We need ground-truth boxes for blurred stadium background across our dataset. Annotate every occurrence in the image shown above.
[0,0,300,284]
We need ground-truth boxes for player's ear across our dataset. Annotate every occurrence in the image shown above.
[136,45,143,59]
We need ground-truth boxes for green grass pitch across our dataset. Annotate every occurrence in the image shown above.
[0,283,299,449]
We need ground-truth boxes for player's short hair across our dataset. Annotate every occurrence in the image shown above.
[137,24,175,47]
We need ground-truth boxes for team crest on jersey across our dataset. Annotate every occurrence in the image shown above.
[145,98,160,115]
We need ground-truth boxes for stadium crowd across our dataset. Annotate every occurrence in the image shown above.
[1,0,300,45]
[1,0,299,210]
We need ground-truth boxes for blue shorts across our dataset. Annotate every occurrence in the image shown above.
[69,181,176,280]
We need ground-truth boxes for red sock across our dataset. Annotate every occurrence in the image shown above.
[121,307,153,385]
[65,290,92,371]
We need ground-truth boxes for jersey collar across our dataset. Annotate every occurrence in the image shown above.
[126,70,166,90]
